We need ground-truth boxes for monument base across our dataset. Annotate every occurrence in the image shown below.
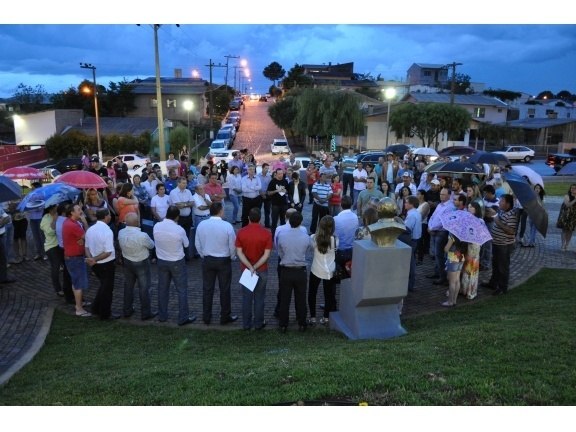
[330,304,406,340]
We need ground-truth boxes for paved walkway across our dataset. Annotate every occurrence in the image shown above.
[1,194,575,385]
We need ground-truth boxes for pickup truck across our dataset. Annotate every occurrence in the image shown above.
[546,149,576,172]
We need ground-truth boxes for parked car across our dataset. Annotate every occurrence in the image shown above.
[357,150,386,165]
[219,124,236,140]
[259,95,268,102]
[546,149,576,172]
[437,146,477,161]
[128,161,168,179]
[108,153,150,170]
[271,138,290,155]
[206,149,235,164]
[229,100,241,111]
[46,157,83,174]
[493,145,535,162]
[209,139,229,153]
[215,129,234,149]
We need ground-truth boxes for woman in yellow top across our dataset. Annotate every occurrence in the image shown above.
[40,204,64,297]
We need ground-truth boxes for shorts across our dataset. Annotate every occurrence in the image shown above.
[13,218,28,239]
[64,256,89,290]
[445,260,464,273]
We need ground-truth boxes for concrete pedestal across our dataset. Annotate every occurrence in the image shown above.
[330,239,410,340]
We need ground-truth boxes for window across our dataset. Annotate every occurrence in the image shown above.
[167,99,177,108]
[423,71,432,77]
[473,107,485,118]
[150,98,157,107]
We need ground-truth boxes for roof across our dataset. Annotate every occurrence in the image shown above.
[65,117,159,137]
[493,118,576,130]
[403,92,509,107]
[409,63,447,69]
[130,77,208,95]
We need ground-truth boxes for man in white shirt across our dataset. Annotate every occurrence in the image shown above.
[151,183,171,222]
[190,184,212,259]
[394,172,418,197]
[352,161,367,208]
[85,208,117,320]
[165,152,180,173]
[195,202,238,326]
[240,164,262,227]
[154,205,195,326]
[169,177,194,260]
[142,171,159,199]
[118,212,156,320]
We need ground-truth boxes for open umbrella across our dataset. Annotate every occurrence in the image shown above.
[54,170,107,189]
[0,175,22,202]
[502,171,548,237]
[556,162,576,176]
[17,183,81,212]
[426,161,485,175]
[385,144,411,157]
[468,151,510,166]
[412,147,439,157]
[509,165,544,187]
[2,166,45,180]
[440,210,492,245]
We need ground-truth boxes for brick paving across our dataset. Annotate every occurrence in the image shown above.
[0,193,574,385]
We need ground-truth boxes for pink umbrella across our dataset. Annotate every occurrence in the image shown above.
[440,210,492,245]
[54,170,107,189]
[2,166,45,180]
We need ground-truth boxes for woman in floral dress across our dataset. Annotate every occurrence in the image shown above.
[460,201,484,300]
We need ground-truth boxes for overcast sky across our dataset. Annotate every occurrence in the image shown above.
[1,4,574,99]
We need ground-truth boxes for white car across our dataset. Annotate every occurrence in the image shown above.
[493,145,535,162]
[271,138,290,155]
[209,139,229,153]
[128,161,167,179]
[108,153,150,170]
[206,149,235,164]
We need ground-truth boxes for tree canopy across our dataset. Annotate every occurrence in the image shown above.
[281,64,313,91]
[389,102,472,149]
[263,62,285,86]
[483,89,522,102]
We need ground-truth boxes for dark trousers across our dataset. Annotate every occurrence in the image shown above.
[45,246,63,293]
[123,257,153,318]
[90,260,116,319]
[242,196,262,227]
[342,173,354,196]
[57,246,74,303]
[431,230,449,282]
[202,256,232,323]
[417,223,430,262]
[178,214,193,259]
[271,204,287,238]
[261,197,271,227]
[0,233,8,282]
[310,203,329,234]
[408,239,418,291]
[307,185,314,204]
[278,266,308,328]
[517,209,528,240]
[308,272,337,319]
[489,243,514,292]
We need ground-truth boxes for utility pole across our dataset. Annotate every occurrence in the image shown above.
[224,54,239,89]
[205,59,226,138]
[153,25,167,160]
[79,63,102,162]
[446,62,463,105]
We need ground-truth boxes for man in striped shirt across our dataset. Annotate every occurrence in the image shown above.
[310,172,333,234]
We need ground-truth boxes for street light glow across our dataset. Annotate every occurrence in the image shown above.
[385,87,397,100]
[183,100,193,111]
[191,69,200,78]
[384,87,397,148]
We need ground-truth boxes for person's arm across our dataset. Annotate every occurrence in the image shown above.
[564,194,576,208]
[444,236,454,254]
[85,248,112,267]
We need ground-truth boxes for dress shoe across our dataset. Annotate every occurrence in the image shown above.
[178,316,197,326]
[255,321,267,330]
[432,279,448,286]
[141,312,158,321]
[426,274,440,279]
[220,315,238,325]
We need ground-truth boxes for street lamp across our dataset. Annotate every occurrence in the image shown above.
[79,62,102,161]
[384,87,397,148]
[183,100,193,153]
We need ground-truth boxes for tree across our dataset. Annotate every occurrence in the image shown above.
[268,92,299,140]
[269,85,282,98]
[281,64,313,91]
[536,90,554,100]
[51,86,84,110]
[483,89,522,102]
[262,61,285,86]
[556,90,574,102]
[206,85,235,118]
[168,126,188,156]
[389,102,472,149]
[106,80,137,117]
[12,83,48,113]
[451,73,473,94]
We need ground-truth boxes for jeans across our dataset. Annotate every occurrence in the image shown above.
[202,256,232,323]
[0,233,8,281]
[408,239,418,291]
[342,173,354,197]
[260,196,271,227]
[4,222,15,262]
[242,269,267,329]
[191,214,210,257]
[229,194,241,222]
[90,260,116,319]
[45,246,62,293]
[270,204,287,238]
[310,203,329,234]
[430,230,449,282]
[178,214,193,260]
[242,195,261,227]
[58,247,74,303]
[123,257,153,318]
[527,217,538,245]
[516,209,528,241]
[157,258,190,324]
[29,218,45,257]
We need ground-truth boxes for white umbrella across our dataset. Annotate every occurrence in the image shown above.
[412,147,439,157]
[509,166,544,188]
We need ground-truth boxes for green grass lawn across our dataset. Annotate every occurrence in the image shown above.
[545,181,574,197]
[0,268,574,406]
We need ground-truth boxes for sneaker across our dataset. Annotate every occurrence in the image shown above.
[33,255,41,261]
[307,317,316,325]
[319,317,329,325]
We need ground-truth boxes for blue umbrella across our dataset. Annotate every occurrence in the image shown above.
[557,162,576,176]
[502,171,548,237]
[17,183,80,211]
[0,175,22,202]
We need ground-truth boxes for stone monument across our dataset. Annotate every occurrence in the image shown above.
[330,197,411,340]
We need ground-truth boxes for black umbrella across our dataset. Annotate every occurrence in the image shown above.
[468,151,511,166]
[0,175,22,202]
[384,144,410,157]
[426,161,484,175]
[502,171,548,237]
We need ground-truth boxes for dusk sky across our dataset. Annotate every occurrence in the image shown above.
[1,4,574,100]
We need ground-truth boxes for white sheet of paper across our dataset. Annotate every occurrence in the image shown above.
[239,268,259,292]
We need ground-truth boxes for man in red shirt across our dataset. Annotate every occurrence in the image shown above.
[62,204,91,317]
[204,173,226,205]
[235,208,273,330]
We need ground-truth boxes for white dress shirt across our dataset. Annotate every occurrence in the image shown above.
[85,220,115,263]
[143,179,159,198]
[118,226,155,262]
[192,193,211,217]
[169,187,194,217]
[241,175,262,198]
[194,216,236,258]
[151,194,171,219]
[153,219,189,261]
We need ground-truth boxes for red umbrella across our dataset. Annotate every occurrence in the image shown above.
[2,166,45,180]
[54,170,107,189]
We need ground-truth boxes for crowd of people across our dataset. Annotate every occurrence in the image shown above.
[2,146,573,330]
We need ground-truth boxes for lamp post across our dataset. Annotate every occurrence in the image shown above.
[79,62,102,161]
[183,100,193,153]
[384,87,397,148]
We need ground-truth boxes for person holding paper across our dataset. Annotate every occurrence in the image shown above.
[235,208,273,330]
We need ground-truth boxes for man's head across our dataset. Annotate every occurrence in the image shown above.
[261,163,269,175]
[439,187,450,203]
[356,161,363,170]
[288,210,303,228]
[430,178,441,191]
[285,207,298,220]
[96,208,111,222]
[366,177,376,190]
[499,194,514,211]
[274,168,284,180]
[124,212,140,227]
[168,169,178,179]
[165,205,180,221]
[177,177,187,190]
[402,172,412,184]
[248,207,261,223]
[454,194,467,210]
[323,158,331,167]
[404,195,419,210]
[156,183,166,195]
[209,173,219,184]
[66,203,83,220]
[168,152,175,160]
[292,172,300,182]
[90,156,100,167]
[452,178,462,191]
[483,184,496,198]
[209,202,224,217]
[341,195,352,210]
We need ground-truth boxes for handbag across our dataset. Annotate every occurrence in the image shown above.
[333,246,352,282]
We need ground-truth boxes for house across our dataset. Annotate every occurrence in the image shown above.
[406,63,449,87]
[302,62,355,85]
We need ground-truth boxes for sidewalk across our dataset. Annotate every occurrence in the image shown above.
[1,196,574,385]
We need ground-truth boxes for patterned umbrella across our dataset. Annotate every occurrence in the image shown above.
[54,170,107,189]
[440,210,492,245]
[2,166,45,180]
[17,183,81,212]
